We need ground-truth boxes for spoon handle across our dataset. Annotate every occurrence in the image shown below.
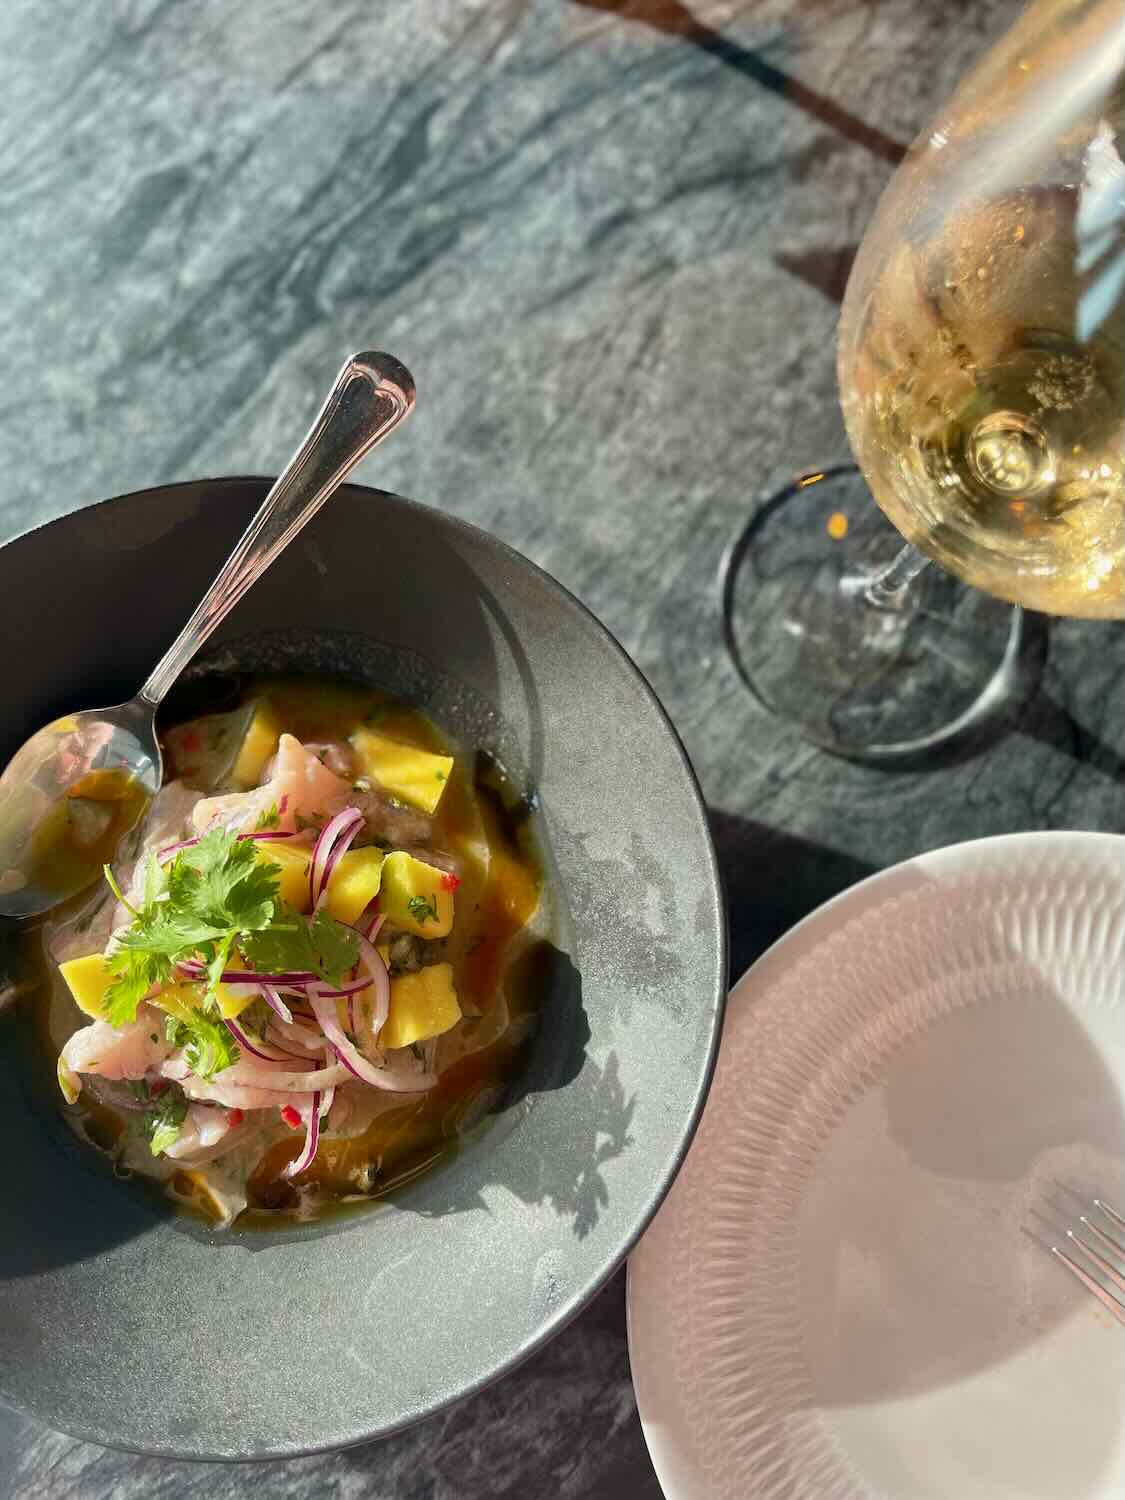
[138,351,415,708]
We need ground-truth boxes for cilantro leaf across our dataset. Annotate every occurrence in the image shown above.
[407,894,439,924]
[309,909,360,985]
[99,823,357,1039]
[239,912,318,976]
[254,803,280,831]
[104,949,172,1029]
[100,827,283,1026]
[172,829,278,938]
[204,930,237,1001]
[143,1092,188,1156]
[142,851,166,908]
[240,904,358,985]
[165,1012,240,1081]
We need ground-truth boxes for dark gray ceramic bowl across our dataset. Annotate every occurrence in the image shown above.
[0,479,726,1460]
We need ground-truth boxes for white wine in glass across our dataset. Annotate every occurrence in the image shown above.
[725,0,1125,756]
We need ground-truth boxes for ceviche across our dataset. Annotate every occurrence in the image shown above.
[40,677,542,1225]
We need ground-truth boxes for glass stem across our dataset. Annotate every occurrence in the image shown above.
[864,543,930,612]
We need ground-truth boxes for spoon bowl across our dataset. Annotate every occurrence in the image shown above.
[0,350,415,918]
[0,698,161,917]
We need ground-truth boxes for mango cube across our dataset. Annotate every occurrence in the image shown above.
[255,842,311,912]
[350,728,453,814]
[215,982,263,1020]
[59,953,114,1018]
[163,704,258,788]
[379,851,454,938]
[231,700,281,789]
[323,847,384,925]
[382,963,461,1050]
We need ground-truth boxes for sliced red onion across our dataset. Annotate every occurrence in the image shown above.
[318,833,362,904]
[222,1018,276,1062]
[223,1017,310,1065]
[320,1086,335,1120]
[282,1091,321,1179]
[270,1016,325,1053]
[351,926,390,1048]
[357,902,385,941]
[175,960,317,986]
[309,985,434,1093]
[309,807,364,908]
[220,969,315,986]
[317,974,374,999]
[260,985,293,1026]
[331,1044,436,1093]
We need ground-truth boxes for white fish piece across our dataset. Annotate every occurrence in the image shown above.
[189,782,278,838]
[192,733,433,847]
[301,741,355,779]
[61,1008,170,1081]
[192,733,351,835]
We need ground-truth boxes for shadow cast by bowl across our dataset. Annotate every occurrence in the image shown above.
[709,808,877,980]
[571,0,907,165]
[405,947,636,1242]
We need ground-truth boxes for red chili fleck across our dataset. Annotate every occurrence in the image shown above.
[149,1079,168,1097]
[181,730,202,752]
[280,1105,301,1130]
[279,794,289,814]
[227,1108,245,1127]
[441,872,461,891]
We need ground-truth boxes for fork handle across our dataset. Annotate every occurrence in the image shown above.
[138,351,415,708]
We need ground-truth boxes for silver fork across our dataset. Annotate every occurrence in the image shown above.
[1038,1197,1125,1328]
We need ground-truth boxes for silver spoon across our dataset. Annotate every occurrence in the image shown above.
[0,350,415,920]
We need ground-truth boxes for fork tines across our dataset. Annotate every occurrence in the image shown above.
[1042,1197,1125,1328]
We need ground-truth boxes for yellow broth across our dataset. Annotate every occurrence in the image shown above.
[33,675,545,1226]
[18,766,149,909]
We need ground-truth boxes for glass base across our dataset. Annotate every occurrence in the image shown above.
[720,466,1036,762]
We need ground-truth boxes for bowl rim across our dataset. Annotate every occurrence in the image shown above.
[0,476,729,1459]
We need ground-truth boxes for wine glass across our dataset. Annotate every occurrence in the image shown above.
[723,0,1125,760]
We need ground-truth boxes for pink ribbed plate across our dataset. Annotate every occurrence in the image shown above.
[629,833,1125,1500]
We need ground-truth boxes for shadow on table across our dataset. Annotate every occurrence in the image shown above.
[708,809,877,981]
[571,0,908,165]
[1019,687,1125,791]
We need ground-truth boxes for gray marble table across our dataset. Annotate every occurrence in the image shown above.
[9,0,1122,1494]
